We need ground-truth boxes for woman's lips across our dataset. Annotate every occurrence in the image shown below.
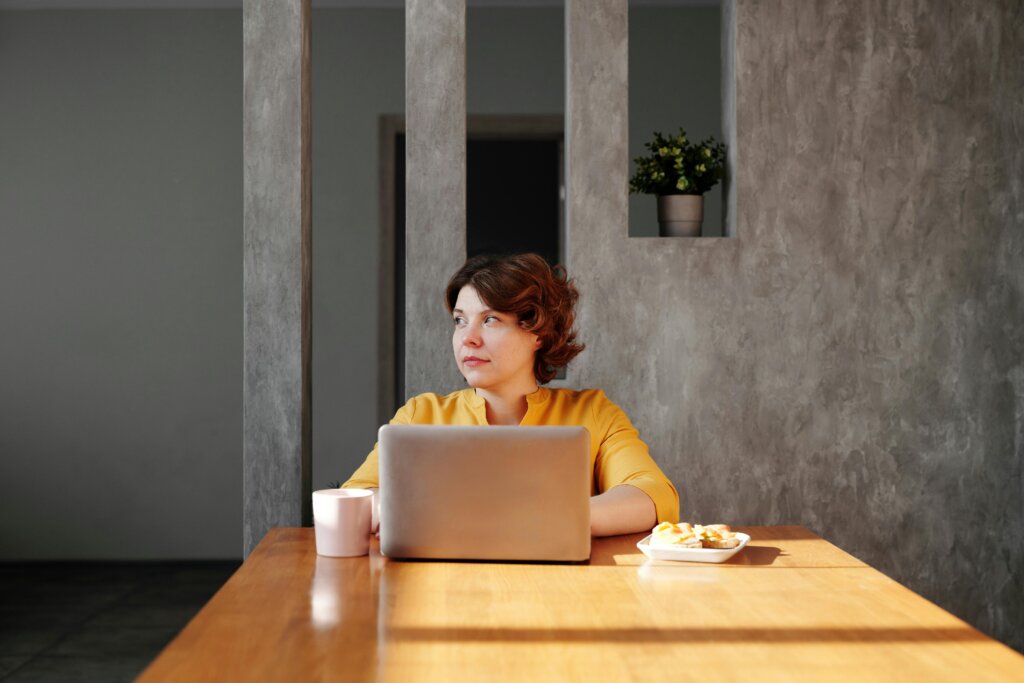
[463,357,488,367]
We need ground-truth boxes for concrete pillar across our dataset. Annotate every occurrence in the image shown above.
[405,0,467,399]
[242,0,312,557]
[565,0,629,255]
[564,0,629,392]
[721,0,737,237]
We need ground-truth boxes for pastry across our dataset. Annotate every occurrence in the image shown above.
[650,522,702,549]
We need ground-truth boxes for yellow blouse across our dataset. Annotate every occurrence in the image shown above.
[342,387,680,524]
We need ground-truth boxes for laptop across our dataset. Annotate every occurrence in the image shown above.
[378,424,591,562]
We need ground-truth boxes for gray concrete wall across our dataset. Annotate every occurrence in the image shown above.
[0,10,243,559]
[568,0,1023,652]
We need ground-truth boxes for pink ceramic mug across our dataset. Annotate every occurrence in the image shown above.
[312,489,374,557]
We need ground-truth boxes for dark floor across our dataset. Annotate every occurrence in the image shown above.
[0,561,240,683]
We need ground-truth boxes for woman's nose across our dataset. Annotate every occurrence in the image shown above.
[461,323,482,346]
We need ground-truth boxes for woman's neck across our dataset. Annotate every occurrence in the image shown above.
[476,380,539,426]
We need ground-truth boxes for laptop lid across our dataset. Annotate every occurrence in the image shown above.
[378,425,591,562]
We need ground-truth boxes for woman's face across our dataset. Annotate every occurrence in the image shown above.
[452,285,541,392]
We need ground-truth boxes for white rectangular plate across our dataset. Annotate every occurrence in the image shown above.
[636,532,750,563]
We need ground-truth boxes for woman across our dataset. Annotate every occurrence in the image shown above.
[342,253,679,536]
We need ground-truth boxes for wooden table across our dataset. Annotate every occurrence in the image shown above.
[139,527,1024,682]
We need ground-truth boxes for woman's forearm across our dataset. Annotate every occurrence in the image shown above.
[589,484,657,537]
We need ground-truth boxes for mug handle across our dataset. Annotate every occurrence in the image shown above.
[370,488,380,534]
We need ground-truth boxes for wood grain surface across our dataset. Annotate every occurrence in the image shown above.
[139,527,1024,682]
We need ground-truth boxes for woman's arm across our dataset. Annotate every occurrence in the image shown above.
[340,399,418,490]
[590,391,680,527]
[590,484,657,537]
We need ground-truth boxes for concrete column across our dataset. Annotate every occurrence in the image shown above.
[242,0,312,557]
[405,0,467,399]
[564,0,629,391]
[721,0,737,237]
[565,0,629,256]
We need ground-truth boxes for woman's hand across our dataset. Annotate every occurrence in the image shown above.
[589,484,657,537]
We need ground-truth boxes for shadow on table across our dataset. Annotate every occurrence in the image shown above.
[385,625,988,644]
[725,544,782,565]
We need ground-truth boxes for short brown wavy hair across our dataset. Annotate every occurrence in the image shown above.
[445,253,585,384]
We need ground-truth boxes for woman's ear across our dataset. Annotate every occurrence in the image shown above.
[534,336,542,350]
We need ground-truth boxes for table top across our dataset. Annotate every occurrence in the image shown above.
[139,526,1024,682]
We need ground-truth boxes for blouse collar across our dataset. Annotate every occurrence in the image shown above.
[461,386,551,415]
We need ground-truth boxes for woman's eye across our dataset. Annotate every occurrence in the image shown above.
[453,317,465,326]
[485,316,499,324]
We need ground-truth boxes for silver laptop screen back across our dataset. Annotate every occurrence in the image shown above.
[379,425,591,562]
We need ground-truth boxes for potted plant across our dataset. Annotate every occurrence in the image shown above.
[629,128,727,237]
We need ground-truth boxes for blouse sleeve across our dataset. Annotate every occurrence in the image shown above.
[591,391,680,523]
[340,397,417,489]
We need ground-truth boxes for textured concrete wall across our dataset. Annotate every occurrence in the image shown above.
[242,0,312,557]
[569,0,1023,650]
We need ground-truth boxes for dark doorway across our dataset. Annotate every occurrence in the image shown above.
[466,139,561,266]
